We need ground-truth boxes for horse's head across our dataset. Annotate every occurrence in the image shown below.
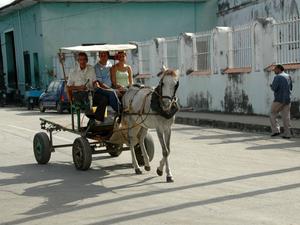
[156,67,179,111]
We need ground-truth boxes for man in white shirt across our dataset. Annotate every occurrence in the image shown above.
[67,52,96,101]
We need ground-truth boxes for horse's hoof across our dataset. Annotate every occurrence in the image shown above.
[135,168,142,175]
[145,166,151,171]
[166,176,174,183]
[156,168,163,176]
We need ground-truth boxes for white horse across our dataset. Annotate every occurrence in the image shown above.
[122,68,179,182]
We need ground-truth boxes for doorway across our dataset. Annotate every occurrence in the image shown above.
[0,37,5,91]
[5,31,18,90]
[23,51,32,88]
[33,53,40,87]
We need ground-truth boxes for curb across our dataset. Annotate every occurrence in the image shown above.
[175,116,300,138]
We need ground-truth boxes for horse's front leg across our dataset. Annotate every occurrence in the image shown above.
[156,127,168,180]
[139,127,151,171]
[164,127,173,182]
[127,117,142,174]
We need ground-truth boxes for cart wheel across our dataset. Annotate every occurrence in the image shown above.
[39,101,46,113]
[107,143,123,157]
[56,101,64,114]
[135,133,155,166]
[33,132,51,164]
[72,137,92,170]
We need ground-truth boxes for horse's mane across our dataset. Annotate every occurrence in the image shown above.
[157,69,179,78]
[164,70,178,77]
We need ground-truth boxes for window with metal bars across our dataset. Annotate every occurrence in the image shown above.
[138,43,151,75]
[231,25,252,68]
[164,38,179,70]
[274,18,300,64]
[193,33,212,72]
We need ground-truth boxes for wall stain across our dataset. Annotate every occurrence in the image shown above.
[228,74,242,84]
[154,38,160,54]
[290,0,300,18]
[188,91,212,111]
[222,86,253,114]
[291,101,300,118]
[218,0,230,12]
[183,33,193,46]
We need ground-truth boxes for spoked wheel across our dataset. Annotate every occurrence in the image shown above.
[107,143,123,157]
[135,133,155,166]
[72,137,92,170]
[33,132,51,164]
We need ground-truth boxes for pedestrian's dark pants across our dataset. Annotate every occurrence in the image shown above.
[93,91,109,122]
[93,88,122,121]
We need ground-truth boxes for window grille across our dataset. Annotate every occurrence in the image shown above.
[138,42,151,74]
[231,25,252,68]
[164,37,179,70]
[274,18,300,64]
[193,32,212,72]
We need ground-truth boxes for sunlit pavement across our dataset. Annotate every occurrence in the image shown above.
[0,107,300,225]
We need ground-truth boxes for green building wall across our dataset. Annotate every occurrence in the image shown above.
[0,3,44,92]
[0,1,217,93]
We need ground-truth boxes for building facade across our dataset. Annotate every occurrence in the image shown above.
[0,0,217,97]
[218,0,300,26]
[134,0,300,117]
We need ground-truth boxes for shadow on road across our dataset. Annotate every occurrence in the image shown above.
[189,129,300,148]
[1,164,300,225]
[246,140,300,151]
[190,131,269,144]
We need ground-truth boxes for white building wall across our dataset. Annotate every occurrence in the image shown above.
[133,17,300,117]
[218,0,300,26]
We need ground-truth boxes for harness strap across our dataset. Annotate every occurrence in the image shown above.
[126,87,153,115]
[139,91,153,115]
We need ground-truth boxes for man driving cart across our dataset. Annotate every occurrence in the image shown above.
[67,51,109,124]
[67,52,95,95]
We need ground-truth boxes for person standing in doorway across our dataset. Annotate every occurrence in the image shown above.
[270,64,293,139]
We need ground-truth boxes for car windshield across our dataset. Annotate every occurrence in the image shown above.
[53,81,60,91]
[47,81,55,92]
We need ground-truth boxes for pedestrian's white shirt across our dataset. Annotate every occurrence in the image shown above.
[67,64,96,90]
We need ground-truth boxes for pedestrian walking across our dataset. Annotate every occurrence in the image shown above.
[270,64,293,139]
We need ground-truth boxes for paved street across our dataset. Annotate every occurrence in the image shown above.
[0,107,300,225]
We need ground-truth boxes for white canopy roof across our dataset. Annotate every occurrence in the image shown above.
[60,44,137,52]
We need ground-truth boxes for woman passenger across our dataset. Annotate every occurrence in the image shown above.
[110,51,133,97]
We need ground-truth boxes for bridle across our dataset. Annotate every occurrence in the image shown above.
[154,73,179,111]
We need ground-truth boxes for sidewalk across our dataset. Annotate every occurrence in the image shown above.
[175,111,300,138]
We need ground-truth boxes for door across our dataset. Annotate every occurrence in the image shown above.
[0,37,5,91]
[5,31,18,90]
[23,51,32,88]
[33,53,40,88]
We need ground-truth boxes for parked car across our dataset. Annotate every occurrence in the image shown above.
[25,86,43,110]
[39,79,70,113]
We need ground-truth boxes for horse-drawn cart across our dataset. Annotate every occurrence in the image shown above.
[33,44,155,170]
